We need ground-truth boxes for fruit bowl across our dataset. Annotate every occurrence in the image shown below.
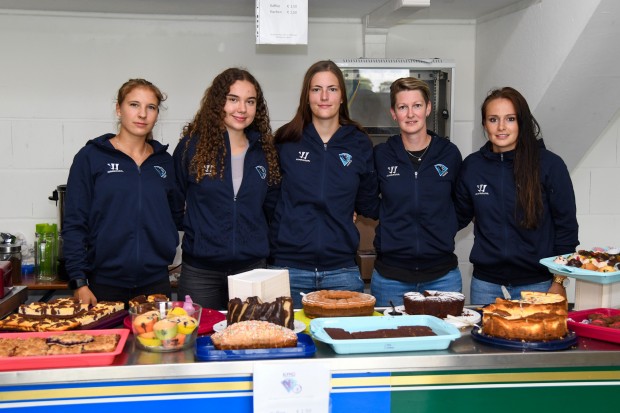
[129,301,202,352]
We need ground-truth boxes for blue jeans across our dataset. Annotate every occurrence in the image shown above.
[370,268,462,307]
[271,266,365,308]
[470,276,552,306]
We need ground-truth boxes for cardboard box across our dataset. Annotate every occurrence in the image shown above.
[227,269,291,302]
[356,252,376,282]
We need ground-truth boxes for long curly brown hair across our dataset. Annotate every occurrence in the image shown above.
[481,87,542,229]
[182,68,280,185]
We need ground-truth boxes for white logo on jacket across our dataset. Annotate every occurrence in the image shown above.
[386,166,400,177]
[476,184,489,195]
[205,164,215,176]
[107,163,123,173]
[255,165,267,180]
[296,151,310,162]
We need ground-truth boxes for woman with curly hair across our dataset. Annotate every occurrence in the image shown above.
[173,68,280,310]
[269,60,379,308]
[455,87,579,305]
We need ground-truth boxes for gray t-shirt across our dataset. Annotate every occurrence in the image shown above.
[231,149,247,196]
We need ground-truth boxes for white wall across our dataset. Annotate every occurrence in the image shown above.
[0,11,476,284]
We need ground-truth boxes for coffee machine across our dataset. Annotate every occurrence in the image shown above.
[48,184,68,280]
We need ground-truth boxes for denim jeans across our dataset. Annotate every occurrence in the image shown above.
[271,266,365,308]
[370,267,462,307]
[470,276,552,306]
[178,260,266,310]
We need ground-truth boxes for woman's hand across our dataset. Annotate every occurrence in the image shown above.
[73,286,97,306]
[547,281,567,299]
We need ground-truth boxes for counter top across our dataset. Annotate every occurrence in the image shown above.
[3,327,620,385]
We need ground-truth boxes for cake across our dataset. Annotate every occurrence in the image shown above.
[403,291,465,318]
[324,325,436,340]
[210,320,297,350]
[301,290,376,318]
[226,296,294,329]
[482,291,568,341]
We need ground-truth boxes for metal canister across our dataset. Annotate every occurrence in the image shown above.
[0,244,22,284]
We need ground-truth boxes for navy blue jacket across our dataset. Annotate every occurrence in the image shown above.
[63,133,183,288]
[270,123,379,271]
[174,130,278,271]
[455,140,579,285]
[374,132,462,271]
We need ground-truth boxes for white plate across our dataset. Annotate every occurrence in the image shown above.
[383,306,481,329]
[213,319,306,334]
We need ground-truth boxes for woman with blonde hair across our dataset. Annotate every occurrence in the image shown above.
[64,79,183,306]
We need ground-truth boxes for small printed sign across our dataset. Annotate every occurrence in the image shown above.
[253,361,330,413]
[256,0,308,45]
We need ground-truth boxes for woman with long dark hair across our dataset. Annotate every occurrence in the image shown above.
[455,87,579,305]
[270,60,379,308]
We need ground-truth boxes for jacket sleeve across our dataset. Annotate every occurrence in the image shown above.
[546,158,580,254]
[454,162,474,231]
[61,149,94,281]
[355,139,380,220]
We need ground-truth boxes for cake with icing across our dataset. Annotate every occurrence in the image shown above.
[403,290,465,318]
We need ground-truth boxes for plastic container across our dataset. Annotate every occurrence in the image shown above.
[195,333,316,361]
[0,329,129,371]
[0,244,21,284]
[540,255,620,284]
[567,308,620,344]
[34,223,57,281]
[129,301,202,352]
[310,315,461,354]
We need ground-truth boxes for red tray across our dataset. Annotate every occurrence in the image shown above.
[123,307,225,335]
[568,308,620,344]
[0,328,129,371]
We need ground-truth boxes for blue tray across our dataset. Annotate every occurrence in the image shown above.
[539,256,620,284]
[194,333,316,361]
[471,326,578,351]
[310,315,461,354]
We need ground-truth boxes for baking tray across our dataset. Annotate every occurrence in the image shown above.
[124,307,225,335]
[195,333,316,361]
[567,308,620,344]
[294,309,383,333]
[78,310,127,330]
[470,326,577,351]
[539,256,620,284]
[310,315,460,354]
[0,328,129,371]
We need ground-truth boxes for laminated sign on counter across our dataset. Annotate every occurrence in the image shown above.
[256,0,308,45]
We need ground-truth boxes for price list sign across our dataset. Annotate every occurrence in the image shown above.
[256,0,308,45]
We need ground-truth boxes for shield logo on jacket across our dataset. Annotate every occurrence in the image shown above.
[339,153,352,166]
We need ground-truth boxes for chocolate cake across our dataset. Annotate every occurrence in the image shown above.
[324,325,436,340]
[227,296,294,330]
[403,290,465,319]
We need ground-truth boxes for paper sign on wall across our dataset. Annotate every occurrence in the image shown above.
[253,361,331,413]
[256,0,308,45]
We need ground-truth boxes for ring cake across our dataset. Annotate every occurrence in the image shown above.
[482,291,568,341]
[301,290,376,318]
[403,291,465,319]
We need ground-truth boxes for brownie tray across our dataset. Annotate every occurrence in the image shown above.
[310,315,460,354]
[0,328,129,371]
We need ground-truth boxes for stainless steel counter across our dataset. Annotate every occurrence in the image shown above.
[4,328,620,386]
